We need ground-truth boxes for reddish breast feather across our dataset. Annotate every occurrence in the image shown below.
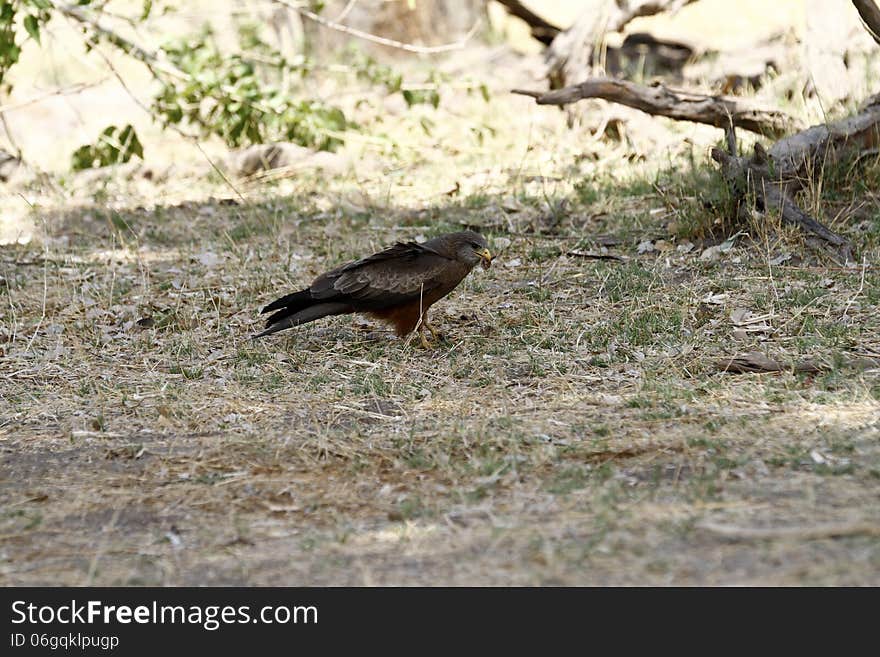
[368,303,422,336]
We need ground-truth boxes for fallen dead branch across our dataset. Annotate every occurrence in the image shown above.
[565,249,626,261]
[583,441,688,465]
[709,168,829,251]
[697,520,880,541]
[512,78,795,138]
[716,351,880,374]
[711,95,880,261]
[716,352,823,374]
[759,95,880,178]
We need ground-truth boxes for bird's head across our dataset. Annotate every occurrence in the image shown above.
[452,231,493,270]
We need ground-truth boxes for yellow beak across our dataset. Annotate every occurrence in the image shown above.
[476,247,493,269]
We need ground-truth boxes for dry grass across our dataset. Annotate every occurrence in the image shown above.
[2,6,880,585]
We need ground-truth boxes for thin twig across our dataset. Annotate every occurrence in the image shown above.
[842,256,869,323]
[0,80,108,115]
[84,506,123,585]
[54,2,277,116]
[334,0,359,23]
[0,112,20,157]
[23,234,48,356]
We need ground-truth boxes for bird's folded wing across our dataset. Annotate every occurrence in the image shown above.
[312,248,455,305]
[343,241,443,268]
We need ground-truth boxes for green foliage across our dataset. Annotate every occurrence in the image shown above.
[0,1,485,164]
[348,47,489,109]
[154,26,351,150]
[0,0,55,87]
[0,3,19,85]
[1,2,22,86]
[140,0,152,21]
[22,13,38,43]
[403,87,440,109]
[349,49,403,93]
[71,124,144,171]
[346,49,437,108]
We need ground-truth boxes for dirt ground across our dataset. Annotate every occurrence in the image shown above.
[1,1,879,585]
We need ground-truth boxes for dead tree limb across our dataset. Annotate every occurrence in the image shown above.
[697,520,880,540]
[598,0,698,34]
[717,352,823,374]
[710,97,880,262]
[769,94,880,177]
[513,77,796,138]
[495,0,561,46]
[853,0,880,46]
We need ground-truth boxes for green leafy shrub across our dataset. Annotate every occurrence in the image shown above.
[71,124,144,171]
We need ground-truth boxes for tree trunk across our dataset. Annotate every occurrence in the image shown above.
[545,0,697,88]
[303,0,488,53]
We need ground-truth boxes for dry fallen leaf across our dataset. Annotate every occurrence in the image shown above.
[700,245,722,261]
[197,251,221,268]
[702,292,728,305]
[768,253,792,266]
[637,240,655,254]
[730,307,751,324]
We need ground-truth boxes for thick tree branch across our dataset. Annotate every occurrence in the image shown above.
[712,144,851,260]
[853,0,880,46]
[495,0,561,46]
[708,97,880,262]
[513,77,796,137]
[605,0,698,34]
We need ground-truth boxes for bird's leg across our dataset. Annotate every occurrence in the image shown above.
[418,321,435,349]
[422,312,441,341]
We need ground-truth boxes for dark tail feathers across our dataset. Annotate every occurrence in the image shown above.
[254,288,350,339]
[261,288,312,315]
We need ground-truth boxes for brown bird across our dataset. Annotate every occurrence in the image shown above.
[255,230,493,347]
